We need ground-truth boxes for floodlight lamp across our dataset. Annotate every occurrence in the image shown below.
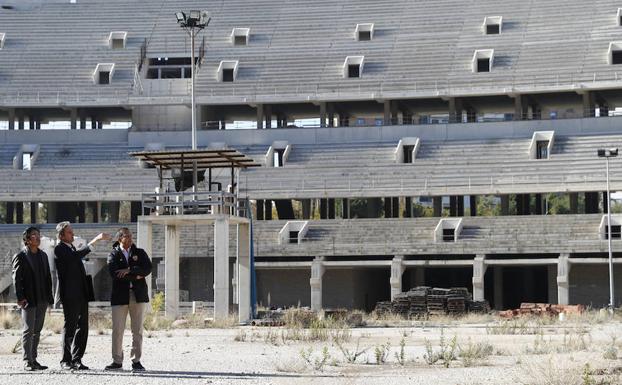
[200,11,211,26]
[175,12,186,24]
[189,10,201,21]
[610,148,619,157]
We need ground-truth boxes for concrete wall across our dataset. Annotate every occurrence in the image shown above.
[132,105,192,131]
[570,265,622,307]
[256,269,310,308]
[323,268,389,311]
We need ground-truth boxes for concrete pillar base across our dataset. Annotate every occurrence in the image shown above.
[557,254,571,305]
[310,257,325,311]
[390,255,405,301]
[164,224,180,319]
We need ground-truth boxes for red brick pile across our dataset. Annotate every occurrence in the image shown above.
[499,303,585,319]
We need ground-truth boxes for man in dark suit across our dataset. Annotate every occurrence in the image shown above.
[104,227,152,372]
[12,227,54,371]
[54,221,110,370]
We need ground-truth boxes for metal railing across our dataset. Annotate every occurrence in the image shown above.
[141,190,248,217]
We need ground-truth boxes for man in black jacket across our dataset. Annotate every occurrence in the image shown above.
[104,227,152,372]
[12,227,54,371]
[54,221,110,370]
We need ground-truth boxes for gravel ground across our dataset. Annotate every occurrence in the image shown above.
[1,321,621,385]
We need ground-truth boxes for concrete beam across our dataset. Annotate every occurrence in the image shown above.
[164,224,180,319]
[214,217,230,320]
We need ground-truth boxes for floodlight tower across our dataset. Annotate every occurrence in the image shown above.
[176,10,210,151]
[597,147,618,313]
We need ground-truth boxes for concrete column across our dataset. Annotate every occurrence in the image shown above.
[404,197,412,218]
[18,113,24,130]
[342,198,349,219]
[108,201,120,222]
[30,202,37,224]
[310,256,325,311]
[29,116,35,130]
[448,97,462,123]
[214,217,230,320]
[327,103,335,127]
[256,104,264,129]
[469,196,477,216]
[383,100,391,125]
[493,266,503,310]
[557,253,570,305]
[45,202,55,224]
[264,105,272,129]
[15,203,23,224]
[433,196,442,217]
[472,255,487,301]
[390,255,405,300]
[569,193,579,214]
[137,218,153,302]
[414,267,425,286]
[70,108,77,130]
[79,111,87,130]
[6,202,14,224]
[8,108,15,130]
[302,199,311,219]
[319,102,327,128]
[237,223,251,323]
[582,91,595,118]
[449,196,457,216]
[513,94,524,120]
[164,224,180,318]
[500,195,509,215]
[264,200,272,220]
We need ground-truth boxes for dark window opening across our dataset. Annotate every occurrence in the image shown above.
[234,35,247,45]
[148,57,193,66]
[605,225,621,239]
[22,153,33,170]
[222,68,234,82]
[161,67,182,79]
[358,31,371,41]
[477,58,490,72]
[111,39,124,49]
[403,145,414,163]
[486,24,500,35]
[289,231,299,243]
[348,64,360,78]
[98,71,110,84]
[182,68,192,78]
[274,149,285,167]
[613,50,622,65]
[442,228,455,242]
[536,140,549,159]
[146,68,159,79]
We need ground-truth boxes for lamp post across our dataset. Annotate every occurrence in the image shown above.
[597,147,618,312]
[176,10,210,150]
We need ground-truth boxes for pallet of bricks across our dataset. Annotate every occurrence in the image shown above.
[409,286,429,318]
[427,288,451,315]
[447,287,469,315]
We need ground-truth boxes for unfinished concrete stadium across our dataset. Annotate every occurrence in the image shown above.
[1,0,622,316]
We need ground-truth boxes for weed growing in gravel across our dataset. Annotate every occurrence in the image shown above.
[557,329,589,353]
[602,336,618,360]
[395,337,406,366]
[424,330,458,368]
[335,337,368,363]
[143,313,173,331]
[234,329,247,342]
[43,314,63,334]
[374,340,390,364]
[300,346,331,371]
[524,332,551,355]
[486,319,542,335]
[458,338,493,367]
[0,309,19,329]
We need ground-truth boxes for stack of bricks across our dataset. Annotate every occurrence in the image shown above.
[447,287,469,315]
[427,288,451,315]
[409,286,430,317]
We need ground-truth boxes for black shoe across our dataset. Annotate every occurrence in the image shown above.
[60,361,73,370]
[104,362,123,371]
[33,361,48,370]
[24,362,36,371]
[72,360,89,370]
[131,361,145,372]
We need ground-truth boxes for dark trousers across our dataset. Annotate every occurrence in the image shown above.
[21,302,48,363]
[61,300,88,363]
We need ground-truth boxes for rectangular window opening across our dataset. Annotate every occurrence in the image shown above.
[22,153,32,170]
[536,140,549,159]
[486,24,500,35]
[348,64,360,78]
[289,231,299,243]
[358,31,371,41]
[605,225,621,239]
[613,51,622,65]
[99,71,110,84]
[274,149,285,167]
[111,39,125,49]
[403,145,414,163]
[161,67,182,79]
[234,35,247,46]
[477,58,490,72]
[222,69,234,82]
[442,228,455,242]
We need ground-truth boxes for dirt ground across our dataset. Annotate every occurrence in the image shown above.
[0,312,621,385]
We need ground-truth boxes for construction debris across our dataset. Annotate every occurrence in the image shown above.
[498,303,586,319]
[374,286,489,318]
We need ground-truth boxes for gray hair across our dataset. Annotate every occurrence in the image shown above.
[115,227,132,241]
[56,221,71,239]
